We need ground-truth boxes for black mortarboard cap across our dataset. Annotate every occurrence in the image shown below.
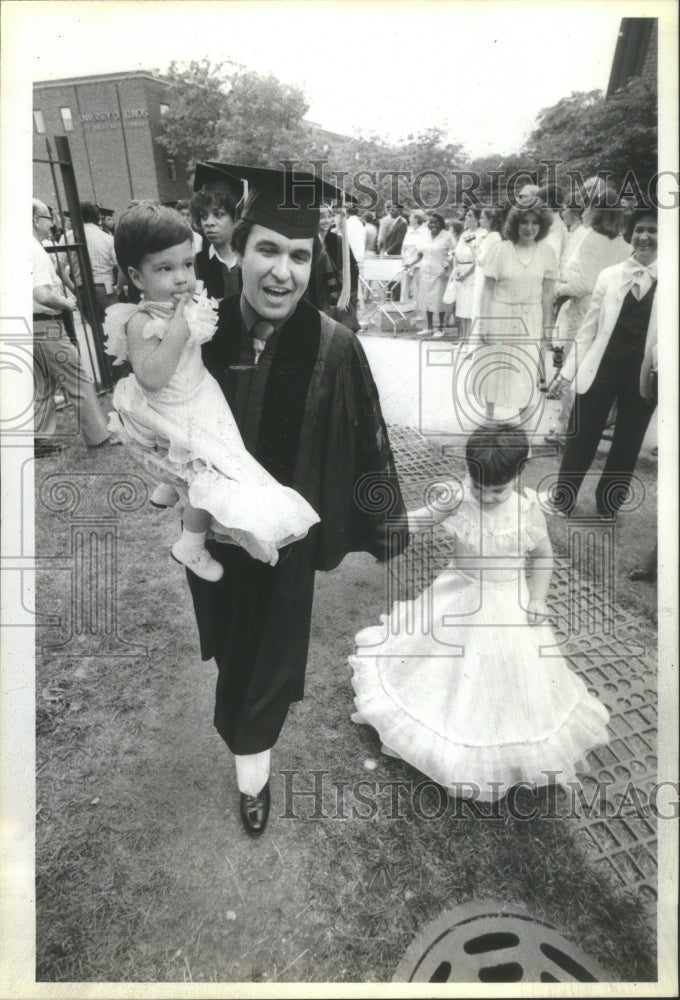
[195,162,344,239]
[193,163,245,202]
[98,206,114,216]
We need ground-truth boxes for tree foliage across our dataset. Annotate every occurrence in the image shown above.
[523,81,657,193]
[157,61,658,209]
[156,60,235,168]
[214,71,312,167]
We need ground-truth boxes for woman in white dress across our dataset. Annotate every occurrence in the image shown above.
[479,204,557,421]
[453,207,482,343]
[471,206,504,330]
[414,213,454,337]
[400,209,427,302]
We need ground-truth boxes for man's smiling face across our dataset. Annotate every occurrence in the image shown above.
[240,224,314,322]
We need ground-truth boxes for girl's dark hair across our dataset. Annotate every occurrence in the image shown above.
[429,212,446,229]
[624,205,657,244]
[465,424,530,488]
[114,202,194,278]
[503,204,553,243]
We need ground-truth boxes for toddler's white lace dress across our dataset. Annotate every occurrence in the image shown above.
[105,292,319,565]
[349,487,610,798]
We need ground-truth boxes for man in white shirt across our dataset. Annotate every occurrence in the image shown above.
[65,202,120,328]
[32,199,113,456]
[344,203,366,266]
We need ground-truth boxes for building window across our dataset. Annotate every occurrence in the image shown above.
[160,103,170,116]
[60,107,74,132]
[33,110,46,134]
[167,158,177,180]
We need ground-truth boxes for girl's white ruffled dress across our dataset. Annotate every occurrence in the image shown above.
[349,488,610,798]
[104,294,319,565]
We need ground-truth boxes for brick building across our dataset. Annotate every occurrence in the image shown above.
[33,71,192,216]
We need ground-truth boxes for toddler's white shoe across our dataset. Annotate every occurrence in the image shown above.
[150,483,180,508]
[171,540,224,581]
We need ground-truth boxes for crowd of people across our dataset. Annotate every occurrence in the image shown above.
[33,160,658,836]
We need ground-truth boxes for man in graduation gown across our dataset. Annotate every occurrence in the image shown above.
[185,163,409,836]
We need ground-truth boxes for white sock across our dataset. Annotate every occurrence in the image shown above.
[235,750,271,797]
[180,527,207,552]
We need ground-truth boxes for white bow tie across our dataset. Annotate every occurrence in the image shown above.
[623,258,657,300]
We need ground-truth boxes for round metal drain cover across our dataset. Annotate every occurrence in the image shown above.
[393,901,610,983]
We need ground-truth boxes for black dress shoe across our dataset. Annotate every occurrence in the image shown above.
[628,565,657,582]
[34,438,65,458]
[239,782,270,837]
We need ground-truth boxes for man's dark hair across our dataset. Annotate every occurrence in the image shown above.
[465,424,530,488]
[231,218,321,268]
[80,201,101,224]
[114,202,193,278]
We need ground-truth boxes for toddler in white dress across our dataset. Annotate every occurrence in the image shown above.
[349,424,610,799]
[105,203,319,581]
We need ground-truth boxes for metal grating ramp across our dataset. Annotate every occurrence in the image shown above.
[386,425,658,906]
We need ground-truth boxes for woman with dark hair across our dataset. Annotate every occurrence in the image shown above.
[549,192,629,443]
[546,208,657,519]
[413,212,454,337]
[480,203,557,420]
[192,187,241,301]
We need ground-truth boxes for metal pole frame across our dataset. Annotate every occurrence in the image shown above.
[40,143,100,383]
[41,135,113,392]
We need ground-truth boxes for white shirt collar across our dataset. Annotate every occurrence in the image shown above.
[208,242,238,269]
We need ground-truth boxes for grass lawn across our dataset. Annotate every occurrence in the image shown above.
[34,401,658,983]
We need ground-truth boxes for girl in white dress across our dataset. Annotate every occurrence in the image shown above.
[105,203,319,581]
[349,424,609,800]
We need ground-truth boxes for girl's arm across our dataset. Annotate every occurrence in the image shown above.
[127,294,191,392]
[526,533,554,624]
[407,480,463,533]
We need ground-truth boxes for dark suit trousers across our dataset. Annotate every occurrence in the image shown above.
[556,351,655,515]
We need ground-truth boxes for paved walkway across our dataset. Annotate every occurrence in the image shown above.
[359,327,658,454]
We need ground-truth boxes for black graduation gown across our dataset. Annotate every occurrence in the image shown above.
[306,230,360,332]
[186,295,408,754]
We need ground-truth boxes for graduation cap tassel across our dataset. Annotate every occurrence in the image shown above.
[337,195,351,312]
